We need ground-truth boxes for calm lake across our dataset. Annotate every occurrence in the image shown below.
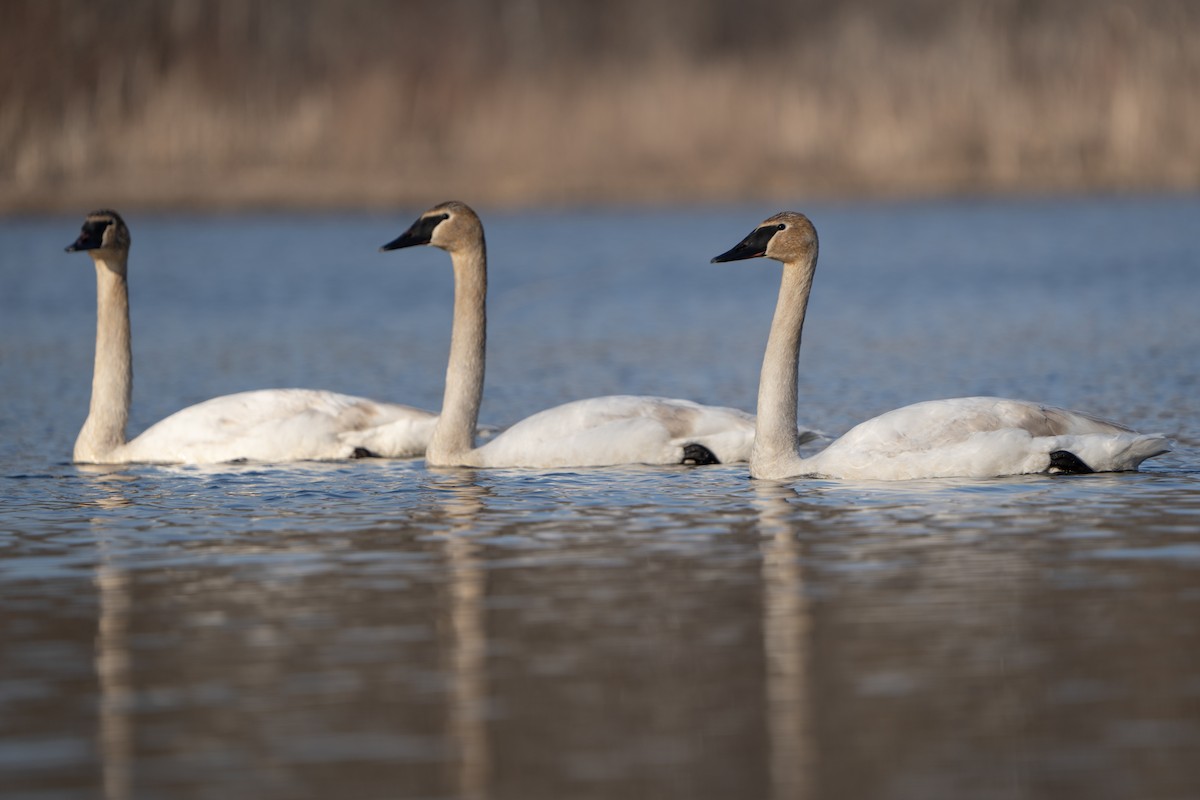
[1,196,1198,800]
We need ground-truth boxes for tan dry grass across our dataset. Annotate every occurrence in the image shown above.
[2,0,1199,211]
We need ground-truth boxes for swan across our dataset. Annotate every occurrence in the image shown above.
[711,211,1170,480]
[67,209,446,464]
[380,201,818,468]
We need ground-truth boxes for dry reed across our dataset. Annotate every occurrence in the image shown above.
[2,0,1199,211]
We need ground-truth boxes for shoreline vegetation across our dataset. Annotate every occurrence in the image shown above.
[3,0,1200,212]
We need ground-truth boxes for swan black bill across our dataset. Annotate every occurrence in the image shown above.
[66,219,110,253]
[380,212,449,252]
[710,225,778,263]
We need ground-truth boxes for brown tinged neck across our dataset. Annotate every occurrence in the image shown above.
[76,253,132,461]
[426,240,488,466]
[752,257,816,471]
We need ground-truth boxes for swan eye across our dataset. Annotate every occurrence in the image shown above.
[776,223,786,230]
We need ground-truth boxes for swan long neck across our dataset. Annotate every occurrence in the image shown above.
[426,239,488,466]
[752,257,816,477]
[75,254,132,462]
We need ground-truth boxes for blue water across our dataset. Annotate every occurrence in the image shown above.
[1,196,1198,799]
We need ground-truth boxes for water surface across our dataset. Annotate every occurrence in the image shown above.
[1,196,1198,799]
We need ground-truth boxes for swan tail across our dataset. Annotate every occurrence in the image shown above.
[1053,433,1171,473]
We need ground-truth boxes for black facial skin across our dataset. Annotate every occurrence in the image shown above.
[710,224,783,263]
[380,213,450,251]
[66,219,111,253]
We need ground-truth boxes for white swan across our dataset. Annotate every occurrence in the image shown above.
[380,201,817,468]
[711,211,1170,480]
[67,209,444,464]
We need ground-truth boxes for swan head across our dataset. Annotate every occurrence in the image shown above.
[380,201,482,255]
[66,209,131,258]
[711,211,817,266]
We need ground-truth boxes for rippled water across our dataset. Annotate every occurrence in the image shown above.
[2,196,1198,799]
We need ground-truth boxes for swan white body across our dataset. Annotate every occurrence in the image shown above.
[68,210,442,464]
[712,212,1170,481]
[465,394,760,468]
[756,396,1166,481]
[97,388,440,465]
[381,201,815,468]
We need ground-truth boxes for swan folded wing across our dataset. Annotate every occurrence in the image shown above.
[926,396,1135,436]
[123,389,437,463]
[479,415,680,467]
[1032,403,1137,435]
[804,427,1034,479]
[828,397,1131,454]
[337,414,440,459]
[813,429,1167,480]
[613,395,760,463]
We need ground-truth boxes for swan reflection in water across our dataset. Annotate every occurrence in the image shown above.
[84,469,136,800]
[753,482,815,800]
[428,469,492,800]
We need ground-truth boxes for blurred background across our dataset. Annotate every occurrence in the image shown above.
[3,0,1199,212]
